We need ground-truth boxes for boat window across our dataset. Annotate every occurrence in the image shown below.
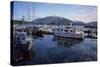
[21,37,26,40]
[61,29,63,31]
[65,30,68,32]
[70,30,73,32]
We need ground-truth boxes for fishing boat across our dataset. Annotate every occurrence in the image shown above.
[53,24,85,40]
[15,31,32,50]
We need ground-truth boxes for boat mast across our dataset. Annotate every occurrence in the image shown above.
[28,5,30,23]
[22,16,25,24]
[33,7,34,21]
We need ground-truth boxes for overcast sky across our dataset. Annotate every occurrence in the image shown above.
[12,1,97,23]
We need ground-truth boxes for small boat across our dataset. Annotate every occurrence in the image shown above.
[15,31,32,51]
[53,24,85,40]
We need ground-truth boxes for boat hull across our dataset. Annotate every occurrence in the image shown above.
[54,33,84,40]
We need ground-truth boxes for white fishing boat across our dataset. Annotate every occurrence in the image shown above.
[15,31,33,51]
[53,24,85,40]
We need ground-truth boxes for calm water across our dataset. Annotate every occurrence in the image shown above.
[22,35,97,65]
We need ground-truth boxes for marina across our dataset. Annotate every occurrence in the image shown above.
[12,24,97,65]
[13,24,97,39]
[13,34,97,65]
[11,1,97,66]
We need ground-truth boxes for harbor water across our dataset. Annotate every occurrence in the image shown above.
[19,34,97,65]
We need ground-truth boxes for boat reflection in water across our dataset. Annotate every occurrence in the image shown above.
[16,35,97,65]
[53,36,82,47]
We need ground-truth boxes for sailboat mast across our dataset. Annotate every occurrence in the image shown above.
[28,5,30,23]
[22,16,25,24]
[33,7,34,21]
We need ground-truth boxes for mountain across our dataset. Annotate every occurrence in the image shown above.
[31,16,72,25]
[72,21,86,26]
[13,16,97,27]
[85,21,97,28]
